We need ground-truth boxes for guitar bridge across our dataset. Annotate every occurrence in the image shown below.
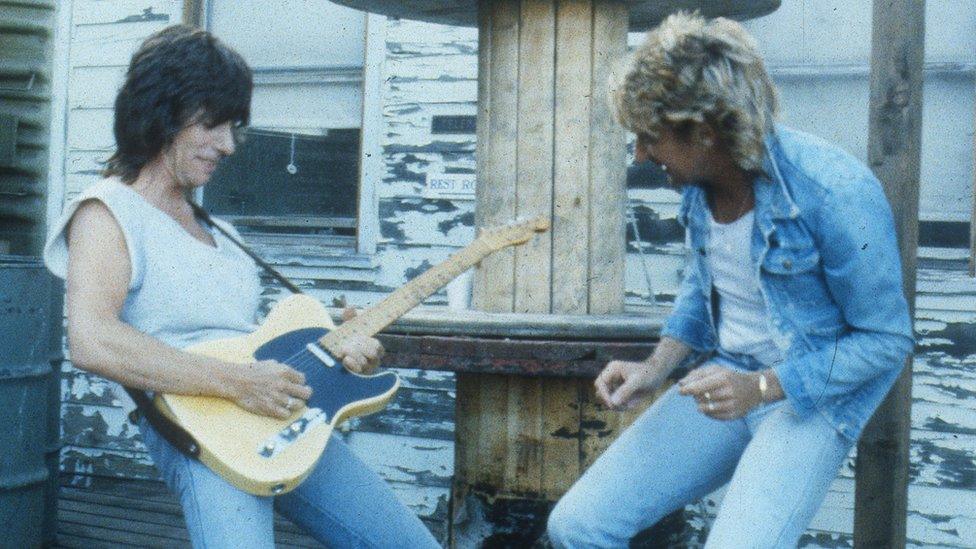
[257,407,328,458]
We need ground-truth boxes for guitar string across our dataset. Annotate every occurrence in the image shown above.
[276,337,328,369]
[283,346,334,374]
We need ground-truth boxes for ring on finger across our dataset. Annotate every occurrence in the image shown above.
[286,396,296,410]
[707,400,715,412]
[704,391,711,401]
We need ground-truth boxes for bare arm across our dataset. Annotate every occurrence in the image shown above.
[594,335,692,409]
[647,336,693,375]
[65,200,310,418]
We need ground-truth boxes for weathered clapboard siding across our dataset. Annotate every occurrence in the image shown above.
[54,1,976,547]
[62,1,178,209]
[376,19,478,256]
[808,480,976,548]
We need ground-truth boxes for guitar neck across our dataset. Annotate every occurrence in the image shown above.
[318,240,489,354]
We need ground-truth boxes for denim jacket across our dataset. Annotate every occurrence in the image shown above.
[662,125,914,442]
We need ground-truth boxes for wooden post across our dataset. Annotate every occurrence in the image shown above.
[854,2,924,547]
[970,74,975,278]
[452,0,628,544]
[182,0,204,26]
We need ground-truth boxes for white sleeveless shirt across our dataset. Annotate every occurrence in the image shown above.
[44,179,262,350]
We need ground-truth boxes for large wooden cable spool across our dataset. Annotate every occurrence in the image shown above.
[377,308,672,543]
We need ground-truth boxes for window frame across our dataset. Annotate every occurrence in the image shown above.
[191,3,385,265]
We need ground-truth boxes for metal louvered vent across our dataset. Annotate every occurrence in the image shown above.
[0,0,55,256]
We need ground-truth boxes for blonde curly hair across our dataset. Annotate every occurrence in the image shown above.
[612,12,778,172]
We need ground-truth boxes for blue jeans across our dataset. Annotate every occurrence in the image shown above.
[547,354,854,548]
[140,418,440,548]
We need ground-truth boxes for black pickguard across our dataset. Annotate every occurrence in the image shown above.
[252,327,398,421]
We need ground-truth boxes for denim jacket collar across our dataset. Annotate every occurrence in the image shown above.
[677,129,801,230]
[757,131,802,219]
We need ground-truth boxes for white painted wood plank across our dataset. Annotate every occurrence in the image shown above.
[61,403,142,453]
[71,19,174,68]
[392,368,455,392]
[381,152,477,199]
[46,0,74,229]
[66,150,108,176]
[813,479,976,546]
[380,201,475,247]
[387,78,478,106]
[66,107,113,151]
[68,66,125,109]
[386,53,478,82]
[72,1,176,27]
[61,365,127,408]
[64,172,103,202]
[918,295,976,314]
[911,400,976,435]
[385,19,477,56]
[61,445,158,479]
[344,430,453,487]
[692,478,976,547]
[382,103,477,148]
[917,268,976,297]
[919,247,971,262]
[382,480,448,519]
[357,14,388,257]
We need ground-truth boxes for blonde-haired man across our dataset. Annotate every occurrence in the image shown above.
[547,12,912,547]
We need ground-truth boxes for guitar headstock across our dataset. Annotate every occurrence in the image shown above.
[478,216,551,251]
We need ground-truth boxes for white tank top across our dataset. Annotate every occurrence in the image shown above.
[44,178,262,350]
[707,209,783,366]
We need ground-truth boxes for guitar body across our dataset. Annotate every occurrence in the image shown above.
[154,294,400,496]
[150,216,548,496]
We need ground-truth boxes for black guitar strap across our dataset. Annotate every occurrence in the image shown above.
[189,202,305,295]
[124,386,202,459]
[126,203,305,459]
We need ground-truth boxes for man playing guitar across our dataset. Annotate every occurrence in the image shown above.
[45,25,440,548]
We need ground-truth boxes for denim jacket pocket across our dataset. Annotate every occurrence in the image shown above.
[761,245,836,317]
[761,246,819,275]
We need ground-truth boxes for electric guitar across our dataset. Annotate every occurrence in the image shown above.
[153,217,550,495]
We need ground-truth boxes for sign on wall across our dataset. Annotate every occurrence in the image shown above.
[424,173,476,200]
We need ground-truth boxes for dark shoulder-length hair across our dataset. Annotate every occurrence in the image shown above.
[104,25,252,183]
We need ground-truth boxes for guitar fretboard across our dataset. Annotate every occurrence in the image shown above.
[317,239,491,355]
